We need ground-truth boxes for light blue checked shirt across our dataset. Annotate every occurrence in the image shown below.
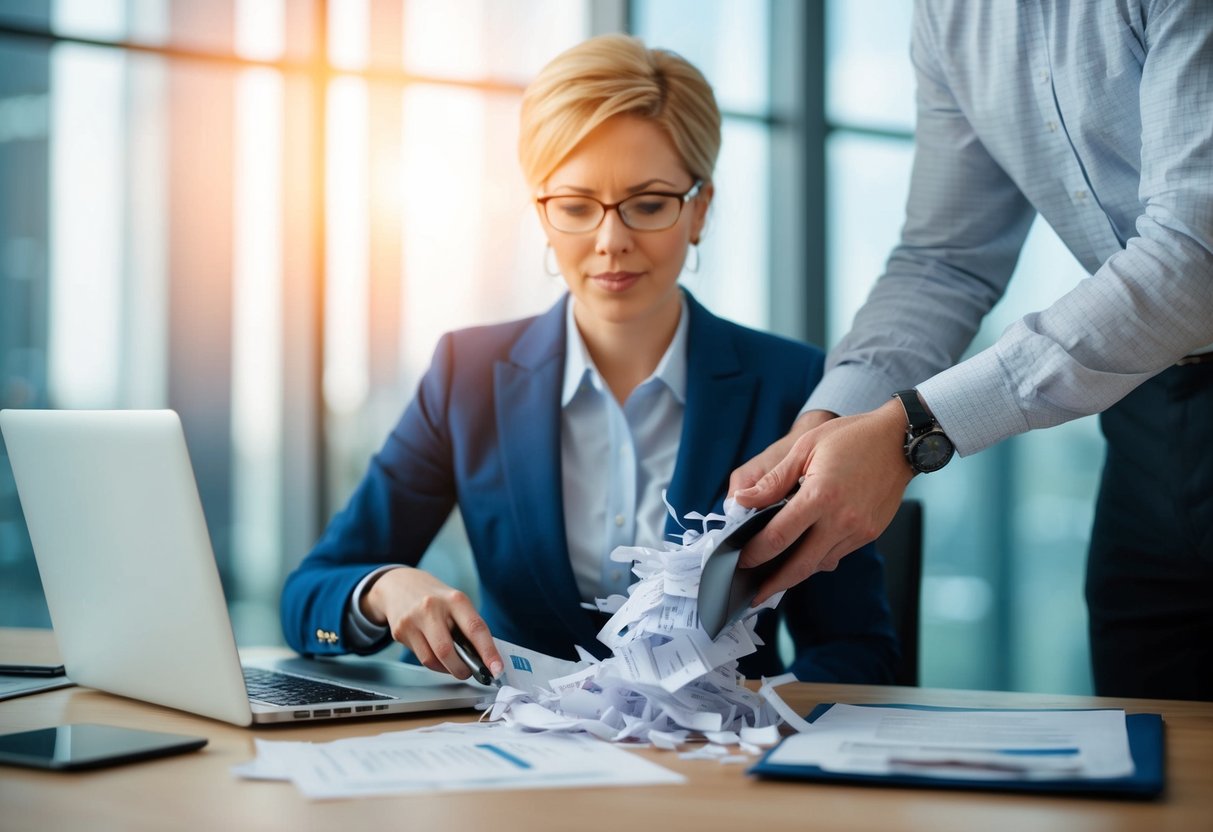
[806,0,1213,455]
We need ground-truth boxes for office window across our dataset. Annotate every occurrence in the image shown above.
[825,0,1101,694]
[631,0,774,332]
[0,0,590,641]
[0,0,317,59]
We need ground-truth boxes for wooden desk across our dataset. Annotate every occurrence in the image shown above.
[1,628,1210,832]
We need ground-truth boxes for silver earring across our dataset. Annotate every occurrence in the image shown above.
[544,244,561,276]
[684,243,700,274]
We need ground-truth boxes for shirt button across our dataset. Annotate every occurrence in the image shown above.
[615,514,625,527]
[1074,189,1088,201]
[1046,120,1057,132]
[611,570,622,582]
[1039,69,1050,83]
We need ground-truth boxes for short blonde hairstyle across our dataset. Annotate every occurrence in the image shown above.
[519,34,721,191]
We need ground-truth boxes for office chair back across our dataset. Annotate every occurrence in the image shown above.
[875,500,923,686]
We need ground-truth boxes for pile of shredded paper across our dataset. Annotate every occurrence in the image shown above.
[483,501,811,760]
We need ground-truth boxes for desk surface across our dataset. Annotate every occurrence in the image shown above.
[2,627,1211,832]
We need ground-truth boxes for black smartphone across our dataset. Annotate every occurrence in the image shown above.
[0,663,66,677]
[0,724,207,771]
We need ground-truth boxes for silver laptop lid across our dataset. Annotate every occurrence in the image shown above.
[1,409,254,726]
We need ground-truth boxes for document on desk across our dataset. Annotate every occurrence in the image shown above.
[0,674,75,702]
[233,720,684,800]
[761,704,1135,780]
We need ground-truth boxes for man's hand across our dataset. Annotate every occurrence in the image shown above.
[731,398,915,603]
[362,566,503,681]
[727,409,836,497]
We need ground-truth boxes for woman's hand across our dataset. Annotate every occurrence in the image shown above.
[362,566,503,681]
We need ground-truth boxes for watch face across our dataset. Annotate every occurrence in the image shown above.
[910,431,955,473]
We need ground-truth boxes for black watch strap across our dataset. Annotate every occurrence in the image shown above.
[892,389,955,474]
[893,389,935,434]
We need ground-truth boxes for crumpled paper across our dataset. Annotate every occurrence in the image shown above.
[484,499,804,755]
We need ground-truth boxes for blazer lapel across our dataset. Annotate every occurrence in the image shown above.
[664,292,759,537]
[494,297,602,648]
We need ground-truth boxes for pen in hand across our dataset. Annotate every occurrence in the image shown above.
[450,625,501,688]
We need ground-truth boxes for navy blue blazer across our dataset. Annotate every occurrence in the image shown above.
[281,291,898,683]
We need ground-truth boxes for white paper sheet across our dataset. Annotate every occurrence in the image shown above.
[234,721,683,799]
[0,674,74,701]
[495,641,588,695]
[763,705,1136,780]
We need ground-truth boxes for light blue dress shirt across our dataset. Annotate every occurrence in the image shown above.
[561,294,687,603]
[806,0,1213,455]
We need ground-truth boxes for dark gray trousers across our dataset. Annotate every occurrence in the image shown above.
[1087,361,1213,701]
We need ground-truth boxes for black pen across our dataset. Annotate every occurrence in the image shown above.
[449,626,500,688]
[0,663,66,677]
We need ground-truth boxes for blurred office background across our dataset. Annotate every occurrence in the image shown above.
[0,0,1099,694]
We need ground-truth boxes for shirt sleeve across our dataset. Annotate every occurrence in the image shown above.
[810,0,1213,456]
[805,0,1036,426]
[342,565,400,648]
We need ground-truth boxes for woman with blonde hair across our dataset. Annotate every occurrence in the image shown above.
[282,34,897,684]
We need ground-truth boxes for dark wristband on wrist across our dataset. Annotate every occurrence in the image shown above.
[892,389,955,474]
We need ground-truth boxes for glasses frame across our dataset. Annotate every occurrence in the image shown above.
[536,179,704,233]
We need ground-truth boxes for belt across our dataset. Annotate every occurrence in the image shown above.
[1177,353,1213,366]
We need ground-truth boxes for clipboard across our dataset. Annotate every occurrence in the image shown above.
[749,703,1165,799]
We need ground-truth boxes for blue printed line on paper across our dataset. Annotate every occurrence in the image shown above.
[475,743,532,769]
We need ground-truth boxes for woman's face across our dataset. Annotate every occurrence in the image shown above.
[537,114,711,333]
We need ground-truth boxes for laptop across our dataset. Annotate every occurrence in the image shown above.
[0,408,487,726]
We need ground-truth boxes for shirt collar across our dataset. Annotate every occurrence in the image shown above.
[561,292,689,408]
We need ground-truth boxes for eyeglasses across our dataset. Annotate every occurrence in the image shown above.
[536,180,703,234]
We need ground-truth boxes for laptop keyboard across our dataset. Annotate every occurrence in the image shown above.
[242,667,394,707]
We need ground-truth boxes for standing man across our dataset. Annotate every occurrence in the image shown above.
[732,0,1212,700]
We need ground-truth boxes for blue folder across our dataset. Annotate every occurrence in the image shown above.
[749,703,1164,799]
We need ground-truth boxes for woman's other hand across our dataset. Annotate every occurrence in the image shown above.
[361,567,503,681]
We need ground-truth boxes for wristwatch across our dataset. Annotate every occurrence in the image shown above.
[892,389,955,474]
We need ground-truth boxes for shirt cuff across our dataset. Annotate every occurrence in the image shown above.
[915,346,1029,457]
[344,565,401,648]
[804,363,903,418]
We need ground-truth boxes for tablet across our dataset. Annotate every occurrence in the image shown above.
[0,723,207,771]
